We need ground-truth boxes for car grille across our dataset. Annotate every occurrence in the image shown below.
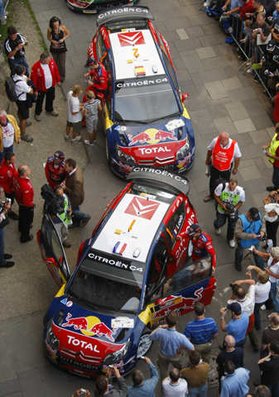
[138,156,175,166]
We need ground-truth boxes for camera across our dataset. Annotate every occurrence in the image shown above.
[225,203,237,219]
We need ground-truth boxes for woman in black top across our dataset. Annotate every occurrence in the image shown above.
[47,16,70,82]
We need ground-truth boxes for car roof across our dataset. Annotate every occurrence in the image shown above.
[91,191,172,263]
[97,6,154,27]
[109,28,165,81]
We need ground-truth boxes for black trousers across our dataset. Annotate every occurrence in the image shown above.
[19,205,34,241]
[272,165,279,189]
[35,87,55,115]
[209,166,231,197]
[266,220,279,247]
[214,211,237,241]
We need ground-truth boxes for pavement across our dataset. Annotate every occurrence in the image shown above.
[0,0,277,396]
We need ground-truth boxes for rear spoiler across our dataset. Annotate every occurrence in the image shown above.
[97,6,154,27]
[127,167,190,196]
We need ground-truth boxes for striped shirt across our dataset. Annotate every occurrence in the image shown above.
[184,317,218,344]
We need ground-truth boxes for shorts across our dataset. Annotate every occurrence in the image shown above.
[67,121,81,130]
[86,118,98,133]
[16,100,29,120]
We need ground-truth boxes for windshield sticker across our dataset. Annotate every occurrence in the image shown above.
[111,317,135,329]
[166,119,185,131]
[133,167,189,186]
[98,7,150,21]
[88,252,144,273]
[116,76,168,89]
[124,196,159,220]
[118,31,145,46]
[129,128,176,146]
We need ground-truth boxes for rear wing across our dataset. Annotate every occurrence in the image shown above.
[97,6,154,27]
[127,167,190,196]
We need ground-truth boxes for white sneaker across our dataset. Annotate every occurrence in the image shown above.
[229,239,236,248]
[215,228,221,235]
[84,139,95,146]
[71,135,82,143]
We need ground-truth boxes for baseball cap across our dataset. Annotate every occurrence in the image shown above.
[227,302,242,315]
[187,224,202,236]
[54,150,65,161]
[270,247,279,258]
[248,207,260,221]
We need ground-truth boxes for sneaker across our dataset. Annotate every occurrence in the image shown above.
[21,134,33,143]
[71,135,82,143]
[26,120,32,127]
[62,240,71,248]
[47,110,59,117]
[64,134,71,142]
[229,239,236,248]
[34,114,41,122]
[84,139,95,146]
[0,260,15,268]
[215,228,221,235]
[4,253,13,259]
[203,195,213,203]
[20,234,33,243]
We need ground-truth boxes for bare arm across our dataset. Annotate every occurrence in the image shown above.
[205,150,212,165]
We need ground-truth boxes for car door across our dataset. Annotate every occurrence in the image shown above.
[37,212,71,287]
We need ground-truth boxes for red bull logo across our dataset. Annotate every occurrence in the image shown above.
[128,128,177,146]
[62,313,115,342]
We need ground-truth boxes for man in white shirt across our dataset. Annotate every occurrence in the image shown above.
[204,131,242,202]
[12,64,33,143]
[162,368,188,397]
[65,85,83,142]
[214,178,245,248]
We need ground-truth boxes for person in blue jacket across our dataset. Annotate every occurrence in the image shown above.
[234,207,265,271]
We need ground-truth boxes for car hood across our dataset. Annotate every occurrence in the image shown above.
[51,298,136,355]
[118,117,188,147]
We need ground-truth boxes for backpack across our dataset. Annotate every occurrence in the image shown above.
[5,77,22,102]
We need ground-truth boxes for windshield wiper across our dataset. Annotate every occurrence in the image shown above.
[115,118,149,125]
[146,112,180,124]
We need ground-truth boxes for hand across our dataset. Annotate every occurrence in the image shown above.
[246,271,252,278]
[232,168,238,175]
[57,82,61,87]
[247,265,254,271]
[112,366,121,378]
[142,356,152,365]
[260,231,265,238]
[220,307,227,315]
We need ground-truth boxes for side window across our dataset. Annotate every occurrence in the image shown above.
[96,32,107,59]
[165,202,185,249]
[161,51,179,90]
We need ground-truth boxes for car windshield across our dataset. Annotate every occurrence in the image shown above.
[114,78,180,123]
[68,268,141,313]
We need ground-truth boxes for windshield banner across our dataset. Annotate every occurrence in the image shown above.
[88,251,144,273]
[116,76,168,89]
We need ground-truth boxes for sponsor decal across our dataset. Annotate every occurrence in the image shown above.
[118,31,145,46]
[62,313,115,341]
[133,167,189,186]
[66,335,101,352]
[111,317,135,329]
[98,7,149,21]
[66,300,73,307]
[138,146,171,155]
[165,119,185,131]
[129,128,177,146]
[116,76,168,89]
[88,252,143,273]
[124,196,159,220]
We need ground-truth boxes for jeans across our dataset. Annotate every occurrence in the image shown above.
[8,56,30,76]
[234,243,265,270]
[214,211,237,241]
[189,383,208,397]
[0,227,4,264]
[270,282,279,312]
[72,207,90,227]
[35,87,55,115]
[157,352,184,380]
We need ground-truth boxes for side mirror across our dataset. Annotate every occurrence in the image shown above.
[181,92,189,102]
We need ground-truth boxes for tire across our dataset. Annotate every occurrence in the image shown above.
[136,332,153,358]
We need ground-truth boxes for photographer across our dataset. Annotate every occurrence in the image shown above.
[4,26,29,76]
[0,187,14,268]
[234,207,266,271]
[214,178,245,248]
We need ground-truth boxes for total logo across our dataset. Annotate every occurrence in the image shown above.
[138,146,171,155]
[62,313,115,342]
[66,335,100,353]
[129,128,176,146]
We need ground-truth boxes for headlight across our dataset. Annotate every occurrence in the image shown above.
[46,324,59,351]
[176,138,190,160]
[116,146,136,166]
[103,341,130,366]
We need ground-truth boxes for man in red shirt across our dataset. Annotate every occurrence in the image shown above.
[31,52,60,122]
[187,224,217,272]
[0,152,18,219]
[14,164,34,242]
[84,58,108,101]
[44,150,67,190]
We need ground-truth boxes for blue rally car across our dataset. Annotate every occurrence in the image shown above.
[87,6,196,178]
[38,168,216,378]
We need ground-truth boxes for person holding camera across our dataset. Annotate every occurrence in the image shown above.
[234,207,265,271]
[0,187,14,268]
[4,26,29,76]
[220,302,249,347]
[128,356,158,397]
[95,365,127,397]
[214,178,245,248]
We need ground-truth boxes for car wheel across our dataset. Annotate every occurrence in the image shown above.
[136,332,153,358]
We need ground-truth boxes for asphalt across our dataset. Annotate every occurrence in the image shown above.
[0,0,277,396]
